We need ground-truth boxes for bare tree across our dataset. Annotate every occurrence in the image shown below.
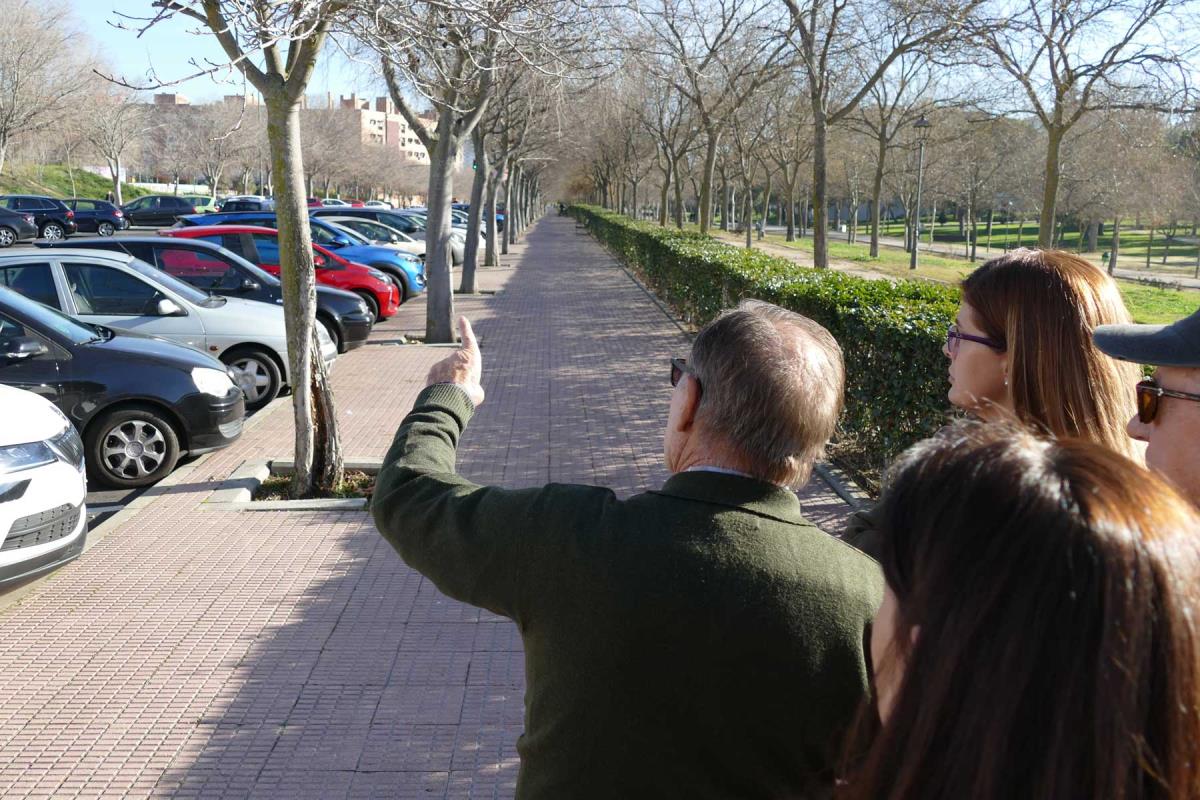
[781,0,985,267]
[136,0,351,497]
[85,86,153,206]
[632,0,792,235]
[977,0,1197,247]
[0,0,91,174]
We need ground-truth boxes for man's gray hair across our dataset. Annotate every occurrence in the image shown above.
[690,300,845,487]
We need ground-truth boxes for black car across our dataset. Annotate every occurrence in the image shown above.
[0,207,39,248]
[220,198,274,212]
[37,237,373,353]
[311,207,425,236]
[0,285,245,488]
[0,195,77,240]
[65,199,127,236]
[121,195,197,227]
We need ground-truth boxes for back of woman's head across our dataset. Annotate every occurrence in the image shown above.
[842,420,1200,800]
[962,249,1140,458]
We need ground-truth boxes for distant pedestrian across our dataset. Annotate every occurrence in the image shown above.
[372,303,882,799]
[839,420,1200,800]
[1094,307,1200,503]
[105,191,114,203]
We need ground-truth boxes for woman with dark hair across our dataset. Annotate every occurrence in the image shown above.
[844,248,1143,557]
[839,420,1200,800]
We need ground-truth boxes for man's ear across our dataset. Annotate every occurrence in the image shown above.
[675,374,702,433]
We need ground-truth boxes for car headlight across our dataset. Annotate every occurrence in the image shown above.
[357,299,369,314]
[192,366,236,398]
[368,268,389,282]
[0,441,57,473]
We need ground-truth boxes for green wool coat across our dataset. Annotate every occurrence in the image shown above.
[372,384,885,800]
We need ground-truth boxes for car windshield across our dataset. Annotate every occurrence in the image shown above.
[124,257,221,306]
[0,287,103,345]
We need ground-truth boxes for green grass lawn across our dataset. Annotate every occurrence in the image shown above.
[0,164,150,201]
[761,233,1197,325]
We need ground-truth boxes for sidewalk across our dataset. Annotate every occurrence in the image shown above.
[0,217,858,799]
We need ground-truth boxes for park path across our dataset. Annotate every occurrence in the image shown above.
[0,216,857,799]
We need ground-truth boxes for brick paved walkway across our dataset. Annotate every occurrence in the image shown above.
[0,216,856,798]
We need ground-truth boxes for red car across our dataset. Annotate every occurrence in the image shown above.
[160,225,400,320]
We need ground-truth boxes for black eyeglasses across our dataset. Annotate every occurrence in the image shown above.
[946,324,1005,357]
[1136,378,1200,424]
[670,357,689,387]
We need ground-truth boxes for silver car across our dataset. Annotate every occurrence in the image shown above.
[0,249,336,411]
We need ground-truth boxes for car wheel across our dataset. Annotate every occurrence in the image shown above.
[97,221,115,237]
[376,269,408,302]
[40,222,65,240]
[319,316,342,353]
[0,227,15,248]
[355,292,379,324]
[221,347,282,411]
[86,406,181,489]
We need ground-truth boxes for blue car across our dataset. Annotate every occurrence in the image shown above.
[176,212,426,301]
[65,199,128,236]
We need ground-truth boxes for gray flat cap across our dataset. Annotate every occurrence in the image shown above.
[1093,306,1200,367]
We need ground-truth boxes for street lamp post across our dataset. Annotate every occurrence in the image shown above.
[909,115,932,270]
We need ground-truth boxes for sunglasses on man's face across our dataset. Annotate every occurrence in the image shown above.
[1136,378,1200,424]
[670,357,688,387]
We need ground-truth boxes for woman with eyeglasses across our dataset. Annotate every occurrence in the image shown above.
[837,420,1200,800]
[843,249,1142,557]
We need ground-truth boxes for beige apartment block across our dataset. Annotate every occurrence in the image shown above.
[331,93,432,165]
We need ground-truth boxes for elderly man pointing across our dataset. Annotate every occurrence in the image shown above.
[372,301,882,799]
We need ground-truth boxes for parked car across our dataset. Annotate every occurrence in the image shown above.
[39,237,373,354]
[0,208,39,248]
[175,213,427,302]
[183,195,219,213]
[311,207,464,265]
[0,249,336,411]
[0,383,88,583]
[364,200,393,209]
[65,199,126,236]
[321,198,349,207]
[0,196,77,240]
[219,197,274,212]
[306,197,324,208]
[162,225,401,322]
[0,286,245,488]
[122,195,197,227]
[321,216,425,259]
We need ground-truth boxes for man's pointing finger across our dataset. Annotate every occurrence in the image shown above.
[459,316,480,355]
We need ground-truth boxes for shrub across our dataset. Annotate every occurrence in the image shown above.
[570,204,960,471]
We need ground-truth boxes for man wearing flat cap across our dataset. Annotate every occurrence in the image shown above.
[1094,307,1200,502]
[371,301,882,799]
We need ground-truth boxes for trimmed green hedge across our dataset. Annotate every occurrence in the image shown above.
[570,204,961,468]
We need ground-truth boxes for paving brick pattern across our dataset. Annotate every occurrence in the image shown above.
[0,217,856,798]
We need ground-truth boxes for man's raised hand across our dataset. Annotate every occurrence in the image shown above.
[425,316,485,407]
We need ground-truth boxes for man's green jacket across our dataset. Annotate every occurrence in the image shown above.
[372,384,884,799]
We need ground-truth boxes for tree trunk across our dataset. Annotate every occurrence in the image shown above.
[423,119,458,344]
[810,114,830,267]
[502,165,511,255]
[785,178,797,241]
[870,135,886,258]
[460,127,488,294]
[698,133,718,234]
[1084,219,1099,252]
[109,157,123,206]
[743,182,753,249]
[265,94,342,497]
[1038,125,1065,248]
[759,174,772,242]
[1109,216,1121,275]
[658,161,670,227]
[672,160,684,229]
[1146,227,1154,270]
[484,176,500,266]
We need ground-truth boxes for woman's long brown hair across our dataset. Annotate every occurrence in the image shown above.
[962,249,1142,460]
[838,421,1200,800]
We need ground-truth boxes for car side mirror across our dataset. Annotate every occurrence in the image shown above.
[240,278,261,292]
[0,336,48,360]
[156,298,185,316]
[327,236,351,249]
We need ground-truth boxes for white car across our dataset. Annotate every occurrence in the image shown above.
[321,198,350,207]
[0,250,336,411]
[364,200,393,209]
[0,384,87,586]
[323,217,426,260]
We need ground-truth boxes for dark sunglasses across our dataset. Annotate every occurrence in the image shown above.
[670,357,689,387]
[946,324,1005,356]
[1136,378,1200,424]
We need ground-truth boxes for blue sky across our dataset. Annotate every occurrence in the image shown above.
[68,0,377,103]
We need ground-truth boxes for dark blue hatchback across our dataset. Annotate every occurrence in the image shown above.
[65,199,127,236]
